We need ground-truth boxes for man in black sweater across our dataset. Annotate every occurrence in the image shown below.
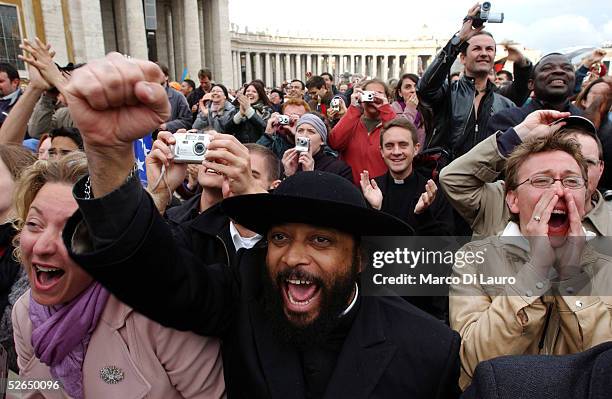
[360,117,455,236]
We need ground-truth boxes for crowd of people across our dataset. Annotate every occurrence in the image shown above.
[0,3,611,398]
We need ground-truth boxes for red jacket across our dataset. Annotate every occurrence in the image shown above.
[329,104,396,184]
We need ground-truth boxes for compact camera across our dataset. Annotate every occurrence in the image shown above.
[278,115,291,125]
[172,131,211,164]
[360,91,376,103]
[330,96,342,112]
[471,2,504,28]
[295,137,310,153]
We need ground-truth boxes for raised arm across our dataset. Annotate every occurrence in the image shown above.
[0,40,55,144]
[417,4,481,107]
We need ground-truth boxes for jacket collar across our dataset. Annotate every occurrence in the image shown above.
[189,202,231,237]
[165,194,202,225]
[99,295,134,330]
[585,191,610,236]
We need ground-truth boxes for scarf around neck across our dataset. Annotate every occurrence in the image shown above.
[29,282,110,399]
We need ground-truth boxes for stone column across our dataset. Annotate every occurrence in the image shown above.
[183,0,202,80]
[382,55,388,82]
[125,0,148,59]
[316,54,323,75]
[348,55,354,74]
[231,52,237,88]
[372,55,378,79]
[306,54,312,74]
[275,54,281,88]
[327,54,333,74]
[66,0,106,62]
[235,52,243,87]
[339,55,344,75]
[360,55,366,76]
[264,52,272,87]
[210,0,233,86]
[284,54,291,81]
[392,56,400,79]
[245,52,252,83]
[164,5,176,79]
[253,53,262,80]
[295,54,302,80]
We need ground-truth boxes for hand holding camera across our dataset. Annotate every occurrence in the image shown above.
[459,3,486,42]
[146,130,188,213]
[202,132,266,196]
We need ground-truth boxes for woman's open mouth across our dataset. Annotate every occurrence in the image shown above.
[33,264,65,291]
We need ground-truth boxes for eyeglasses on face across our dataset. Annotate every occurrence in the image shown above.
[516,175,585,189]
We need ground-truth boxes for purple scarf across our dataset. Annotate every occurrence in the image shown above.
[30,282,110,399]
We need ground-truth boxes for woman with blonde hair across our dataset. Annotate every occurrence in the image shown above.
[12,152,225,398]
[0,144,36,371]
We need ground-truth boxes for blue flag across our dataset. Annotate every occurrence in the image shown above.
[133,134,152,187]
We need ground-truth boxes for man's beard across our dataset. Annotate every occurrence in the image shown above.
[260,254,359,348]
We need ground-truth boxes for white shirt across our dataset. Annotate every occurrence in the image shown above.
[229,221,262,251]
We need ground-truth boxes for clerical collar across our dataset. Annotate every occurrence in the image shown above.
[390,171,414,185]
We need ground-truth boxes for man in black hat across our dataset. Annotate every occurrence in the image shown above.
[54,53,461,398]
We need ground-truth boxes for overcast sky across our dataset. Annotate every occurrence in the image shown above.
[228,0,612,53]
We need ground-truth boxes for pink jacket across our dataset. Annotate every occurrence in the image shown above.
[12,291,226,399]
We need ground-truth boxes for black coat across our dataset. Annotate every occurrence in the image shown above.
[311,150,353,182]
[165,196,236,268]
[375,171,455,236]
[485,98,584,137]
[65,176,461,399]
[461,341,612,399]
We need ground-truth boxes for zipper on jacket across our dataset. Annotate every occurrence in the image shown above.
[538,302,553,352]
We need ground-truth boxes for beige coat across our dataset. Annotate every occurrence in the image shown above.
[12,291,226,399]
[450,230,612,389]
[439,133,612,237]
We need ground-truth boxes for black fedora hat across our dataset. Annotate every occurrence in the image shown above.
[222,171,414,236]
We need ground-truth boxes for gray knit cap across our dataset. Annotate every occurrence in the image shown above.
[295,114,328,144]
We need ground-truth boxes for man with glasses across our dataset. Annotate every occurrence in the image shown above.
[448,132,612,390]
[440,111,611,237]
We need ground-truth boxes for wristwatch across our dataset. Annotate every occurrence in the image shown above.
[450,34,462,46]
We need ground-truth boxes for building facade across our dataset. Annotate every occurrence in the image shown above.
[0,0,609,90]
[1,0,233,86]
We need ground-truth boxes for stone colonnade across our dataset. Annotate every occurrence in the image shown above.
[230,52,424,89]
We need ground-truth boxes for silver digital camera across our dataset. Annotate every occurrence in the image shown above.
[278,115,291,125]
[472,2,504,28]
[172,131,211,164]
[295,137,310,153]
[360,91,376,103]
[330,96,342,111]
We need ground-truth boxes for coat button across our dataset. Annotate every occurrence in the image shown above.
[575,300,583,308]
[535,282,544,289]
[525,290,533,297]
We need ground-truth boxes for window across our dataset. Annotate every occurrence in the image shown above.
[0,4,23,69]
